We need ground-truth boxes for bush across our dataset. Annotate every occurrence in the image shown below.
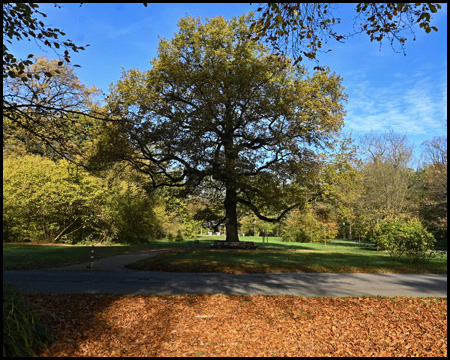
[3,155,106,244]
[372,217,436,263]
[175,230,184,242]
[3,285,55,357]
[3,156,168,244]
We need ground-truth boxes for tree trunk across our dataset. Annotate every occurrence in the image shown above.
[224,187,239,242]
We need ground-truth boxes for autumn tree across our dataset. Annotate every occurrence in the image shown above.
[320,134,362,240]
[421,135,447,166]
[3,153,173,244]
[282,201,338,245]
[3,56,102,163]
[3,3,120,164]
[251,3,443,66]
[3,154,106,243]
[417,135,447,243]
[355,130,416,237]
[107,14,347,242]
[3,3,89,80]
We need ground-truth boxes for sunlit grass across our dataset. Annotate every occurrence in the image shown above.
[4,237,446,274]
[126,243,447,274]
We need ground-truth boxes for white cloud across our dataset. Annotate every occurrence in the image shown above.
[343,71,446,136]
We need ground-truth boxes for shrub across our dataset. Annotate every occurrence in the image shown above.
[372,217,436,263]
[3,155,168,244]
[175,230,184,242]
[3,155,106,244]
[3,285,55,357]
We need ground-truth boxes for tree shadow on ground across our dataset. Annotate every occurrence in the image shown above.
[125,248,447,274]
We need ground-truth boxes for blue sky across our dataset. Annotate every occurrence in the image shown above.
[8,3,447,164]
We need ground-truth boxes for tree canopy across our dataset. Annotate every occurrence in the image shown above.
[3,3,88,81]
[3,56,102,163]
[250,3,443,66]
[107,14,347,242]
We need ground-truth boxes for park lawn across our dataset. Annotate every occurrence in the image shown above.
[2,239,198,270]
[0,237,328,270]
[4,238,447,274]
[2,244,158,270]
[126,246,447,274]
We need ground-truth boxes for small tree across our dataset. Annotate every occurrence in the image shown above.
[175,230,184,242]
[282,202,338,244]
[372,217,436,263]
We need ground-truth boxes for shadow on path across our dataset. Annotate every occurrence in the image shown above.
[3,271,447,297]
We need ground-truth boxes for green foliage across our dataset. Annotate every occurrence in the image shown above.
[175,230,184,242]
[156,189,202,239]
[240,213,282,237]
[166,232,174,242]
[282,203,338,244]
[107,13,347,242]
[3,285,55,357]
[3,155,169,244]
[319,134,363,239]
[100,171,166,243]
[354,131,417,239]
[3,154,106,243]
[417,136,447,244]
[372,217,436,263]
[417,163,447,243]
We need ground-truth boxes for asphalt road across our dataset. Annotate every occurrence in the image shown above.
[3,270,447,297]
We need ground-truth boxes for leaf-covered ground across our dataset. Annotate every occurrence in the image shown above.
[27,294,446,357]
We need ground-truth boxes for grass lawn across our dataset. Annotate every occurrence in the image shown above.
[4,236,447,273]
[125,236,447,274]
[3,244,151,270]
[3,239,190,270]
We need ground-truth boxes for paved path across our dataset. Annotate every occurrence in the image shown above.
[44,248,171,272]
[3,271,447,297]
[3,248,447,297]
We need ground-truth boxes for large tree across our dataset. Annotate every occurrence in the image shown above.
[107,14,346,242]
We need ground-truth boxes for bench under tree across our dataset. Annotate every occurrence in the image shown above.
[210,240,257,250]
